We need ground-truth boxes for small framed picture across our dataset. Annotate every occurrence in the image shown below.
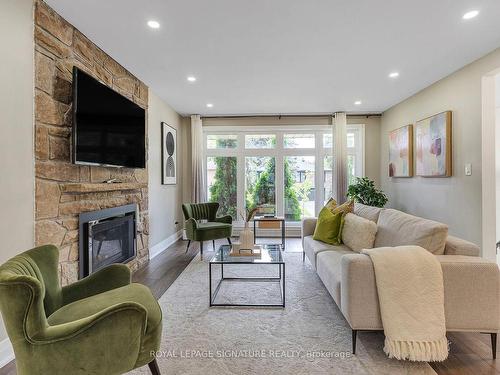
[161,122,177,185]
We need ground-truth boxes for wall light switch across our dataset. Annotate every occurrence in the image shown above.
[465,163,472,176]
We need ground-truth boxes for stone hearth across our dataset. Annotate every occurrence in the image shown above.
[34,0,149,285]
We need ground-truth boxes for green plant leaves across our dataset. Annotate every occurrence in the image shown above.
[346,177,388,208]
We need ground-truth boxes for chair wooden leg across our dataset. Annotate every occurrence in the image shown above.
[492,333,497,359]
[352,329,357,355]
[185,240,191,253]
[227,237,232,245]
[213,240,215,250]
[148,358,161,375]
[200,241,203,259]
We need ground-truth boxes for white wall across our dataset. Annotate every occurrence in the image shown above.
[495,74,500,245]
[0,0,34,348]
[348,116,381,187]
[380,48,500,249]
[147,92,185,255]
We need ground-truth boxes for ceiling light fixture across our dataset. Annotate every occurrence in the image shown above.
[354,101,362,105]
[206,103,214,108]
[389,72,400,78]
[462,10,479,20]
[187,76,197,82]
[147,20,160,29]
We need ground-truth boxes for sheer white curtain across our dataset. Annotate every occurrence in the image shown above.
[190,115,206,202]
[333,112,348,204]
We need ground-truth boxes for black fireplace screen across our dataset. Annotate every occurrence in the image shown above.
[88,214,135,274]
[79,204,137,279]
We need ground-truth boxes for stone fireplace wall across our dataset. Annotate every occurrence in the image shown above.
[34,0,149,285]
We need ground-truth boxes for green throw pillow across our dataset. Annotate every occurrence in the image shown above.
[313,206,344,245]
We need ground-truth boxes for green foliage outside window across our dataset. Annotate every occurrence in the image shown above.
[210,149,302,220]
[246,158,275,212]
[283,160,302,220]
[208,138,237,218]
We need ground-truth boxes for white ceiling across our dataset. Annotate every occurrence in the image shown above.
[46,0,500,116]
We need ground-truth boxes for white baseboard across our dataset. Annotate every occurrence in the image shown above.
[149,230,183,260]
[0,338,14,369]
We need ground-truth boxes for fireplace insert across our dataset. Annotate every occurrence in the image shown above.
[79,204,137,278]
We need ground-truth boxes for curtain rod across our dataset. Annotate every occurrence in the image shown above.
[200,113,381,119]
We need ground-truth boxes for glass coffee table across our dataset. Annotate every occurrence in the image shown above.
[209,244,285,308]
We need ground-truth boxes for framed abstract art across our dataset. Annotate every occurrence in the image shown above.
[415,111,452,177]
[388,124,413,177]
[161,122,177,185]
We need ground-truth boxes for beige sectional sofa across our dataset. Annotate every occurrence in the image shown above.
[301,203,500,357]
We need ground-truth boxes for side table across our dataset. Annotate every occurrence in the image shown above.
[253,216,285,250]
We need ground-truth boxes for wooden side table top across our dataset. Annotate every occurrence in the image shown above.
[253,216,285,221]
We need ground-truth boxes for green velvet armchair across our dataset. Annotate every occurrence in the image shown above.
[0,245,162,375]
[182,202,233,258]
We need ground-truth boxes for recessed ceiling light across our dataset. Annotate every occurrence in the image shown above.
[389,72,400,78]
[206,103,214,108]
[354,100,362,105]
[462,10,479,20]
[147,20,160,29]
[187,76,197,82]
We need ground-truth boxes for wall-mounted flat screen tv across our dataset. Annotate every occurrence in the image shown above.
[72,67,146,169]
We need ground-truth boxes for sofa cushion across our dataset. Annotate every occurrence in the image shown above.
[324,197,338,211]
[303,235,350,270]
[331,199,354,215]
[342,213,377,252]
[354,203,383,223]
[312,207,343,245]
[374,209,448,255]
[444,235,480,257]
[317,248,354,307]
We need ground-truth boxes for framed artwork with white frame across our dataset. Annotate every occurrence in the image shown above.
[161,122,177,185]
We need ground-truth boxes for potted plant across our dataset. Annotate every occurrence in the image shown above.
[347,177,388,208]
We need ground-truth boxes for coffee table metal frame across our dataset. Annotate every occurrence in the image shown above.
[209,244,285,308]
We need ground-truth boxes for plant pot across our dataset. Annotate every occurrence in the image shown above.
[239,223,254,250]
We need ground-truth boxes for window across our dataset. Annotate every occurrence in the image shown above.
[284,156,315,221]
[323,133,333,148]
[206,156,237,219]
[204,125,364,223]
[207,134,237,149]
[245,157,276,215]
[284,134,315,148]
[245,134,276,149]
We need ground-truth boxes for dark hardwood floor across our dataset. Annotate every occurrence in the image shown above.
[430,332,500,375]
[0,237,497,375]
[132,237,198,299]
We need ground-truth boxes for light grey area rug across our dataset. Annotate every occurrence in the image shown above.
[128,252,435,375]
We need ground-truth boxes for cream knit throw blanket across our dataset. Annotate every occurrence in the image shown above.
[362,245,449,361]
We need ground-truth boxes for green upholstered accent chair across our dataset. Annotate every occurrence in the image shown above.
[182,202,233,257]
[0,245,162,375]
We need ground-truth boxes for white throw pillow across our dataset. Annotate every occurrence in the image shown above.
[342,213,378,253]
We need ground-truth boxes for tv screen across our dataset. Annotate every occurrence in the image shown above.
[72,67,146,169]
